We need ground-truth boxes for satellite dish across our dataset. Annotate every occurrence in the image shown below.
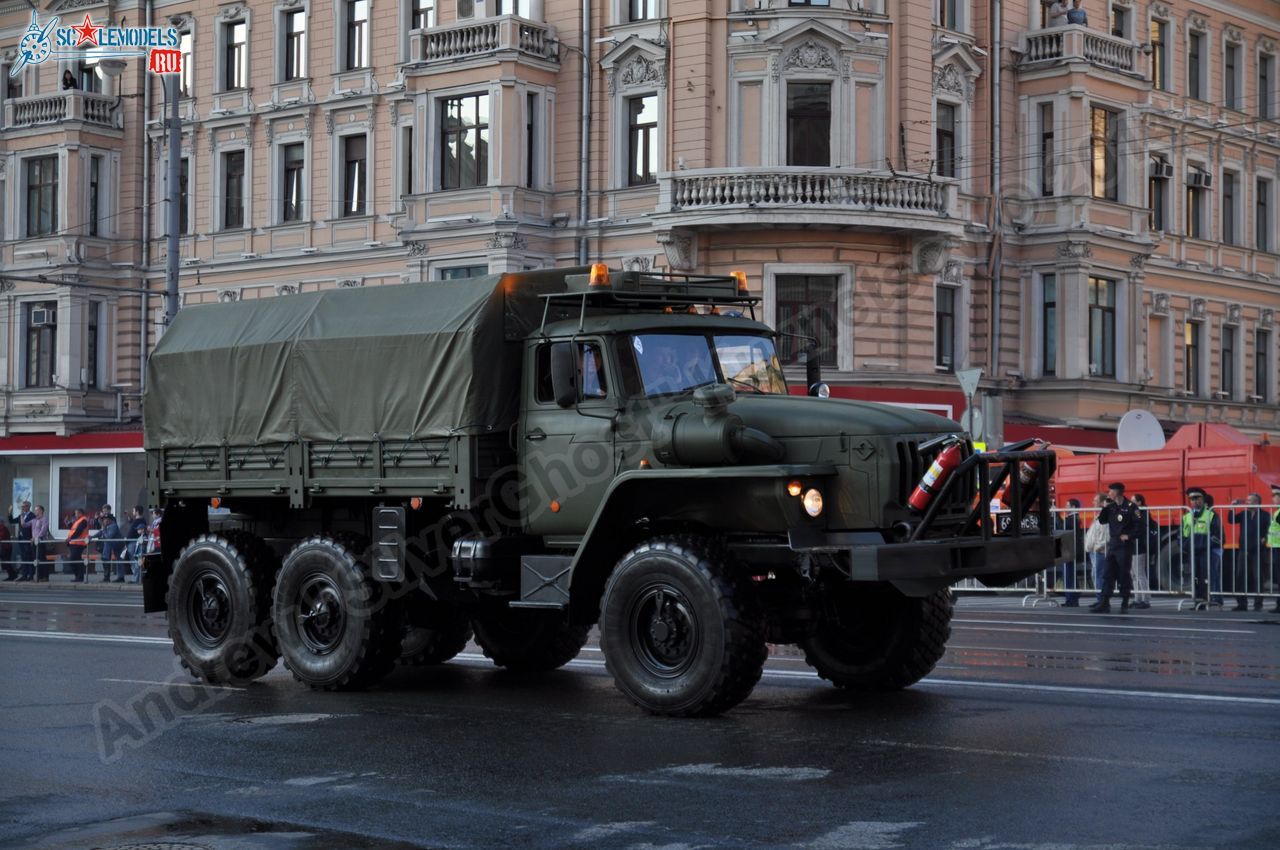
[1117,410,1167,452]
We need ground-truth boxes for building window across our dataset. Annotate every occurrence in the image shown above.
[526,92,537,189]
[1186,171,1206,239]
[1256,329,1271,401]
[1188,31,1204,100]
[438,265,488,280]
[223,20,247,91]
[1149,156,1169,232]
[1042,274,1057,376]
[24,155,58,238]
[346,0,369,70]
[1039,102,1054,197]
[629,0,657,21]
[86,303,100,390]
[495,0,531,13]
[787,84,831,168]
[935,102,958,178]
[1222,170,1238,245]
[78,52,102,93]
[1261,55,1275,120]
[88,155,102,238]
[1109,4,1129,39]
[935,286,956,372]
[178,157,190,235]
[178,30,193,97]
[401,126,415,197]
[1223,324,1238,398]
[342,135,367,217]
[937,0,957,30]
[1088,277,1116,378]
[627,94,659,186]
[1090,106,1119,201]
[6,66,24,99]
[440,94,489,190]
[1150,20,1168,91]
[1259,178,1273,253]
[1184,321,1201,395]
[223,150,245,229]
[25,302,57,389]
[1224,42,1242,110]
[284,10,307,81]
[412,0,436,29]
[775,274,838,368]
[281,143,305,222]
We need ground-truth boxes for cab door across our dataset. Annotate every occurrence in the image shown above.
[520,339,617,539]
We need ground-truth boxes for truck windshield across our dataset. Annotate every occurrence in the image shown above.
[630,333,787,397]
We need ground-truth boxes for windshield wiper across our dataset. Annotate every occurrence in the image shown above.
[725,377,767,394]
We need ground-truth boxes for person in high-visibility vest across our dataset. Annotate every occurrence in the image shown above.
[1181,487,1223,607]
[1267,486,1280,613]
[65,508,91,584]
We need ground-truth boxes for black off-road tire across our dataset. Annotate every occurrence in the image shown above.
[166,533,280,685]
[600,536,766,717]
[400,603,473,666]
[471,603,590,672]
[801,584,953,692]
[273,536,403,691]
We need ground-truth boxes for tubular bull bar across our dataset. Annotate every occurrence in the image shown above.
[789,441,1070,589]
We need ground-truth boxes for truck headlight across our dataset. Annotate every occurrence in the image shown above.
[802,488,824,517]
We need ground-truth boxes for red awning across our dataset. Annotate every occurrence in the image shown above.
[0,431,144,454]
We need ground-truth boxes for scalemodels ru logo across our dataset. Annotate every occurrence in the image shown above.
[10,11,182,77]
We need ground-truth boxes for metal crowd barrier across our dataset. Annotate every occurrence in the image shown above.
[956,504,1280,612]
[0,535,144,582]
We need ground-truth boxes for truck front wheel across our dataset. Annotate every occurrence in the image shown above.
[601,537,766,717]
[801,584,952,692]
[272,537,403,690]
[166,534,279,684]
[400,603,473,666]
[471,603,590,671]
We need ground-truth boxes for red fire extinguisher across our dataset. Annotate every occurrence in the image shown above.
[908,440,964,512]
[1016,439,1050,495]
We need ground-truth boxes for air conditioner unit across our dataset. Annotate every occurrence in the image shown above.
[1188,171,1213,189]
[29,308,53,327]
[1151,161,1175,179]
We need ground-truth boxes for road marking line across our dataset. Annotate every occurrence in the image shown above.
[0,598,141,608]
[856,739,1159,768]
[101,677,241,691]
[920,678,1280,706]
[0,629,168,645]
[955,619,1255,635]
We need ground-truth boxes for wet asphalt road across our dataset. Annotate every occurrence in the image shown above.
[0,584,1277,850]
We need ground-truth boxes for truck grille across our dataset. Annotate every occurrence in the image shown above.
[895,437,973,517]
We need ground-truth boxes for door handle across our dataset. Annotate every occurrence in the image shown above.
[525,429,547,442]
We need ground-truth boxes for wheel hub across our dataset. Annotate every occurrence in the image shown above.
[630,583,699,678]
[187,571,232,648]
[295,573,345,655]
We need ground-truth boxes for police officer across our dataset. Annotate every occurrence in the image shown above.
[1266,486,1280,613]
[1088,482,1140,613]
[1181,487,1224,607]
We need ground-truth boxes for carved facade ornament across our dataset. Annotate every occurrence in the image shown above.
[1057,242,1093,260]
[338,278,364,288]
[1227,303,1242,324]
[275,284,298,296]
[1188,13,1208,32]
[782,39,837,75]
[51,0,107,12]
[942,260,963,284]
[1225,26,1243,44]
[486,232,528,250]
[167,14,194,29]
[1260,38,1278,55]
[0,280,16,294]
[914,239,948,275]
[406,240,429,257]
[217,5,247,21]
[1151,292,1170,315]
[2,47,18,63]
[281,0,304,7]
[1190,297,1207,318]
[933,63,972,101]
[616,55,667,92]
[657,230,697,271]
[1151,3,1171,18]
[324,112,335,136]
[218,290,241,303]
[623,256,653,272]
[1130,253,1151,269]
[1262,309,1274,327]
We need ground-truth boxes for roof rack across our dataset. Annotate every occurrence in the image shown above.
[538,268,760,334]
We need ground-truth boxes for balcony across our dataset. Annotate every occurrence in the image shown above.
[1016,25,1141,75]
[2,92,119,131]
[408,16,559,68]
[652,168,962,236]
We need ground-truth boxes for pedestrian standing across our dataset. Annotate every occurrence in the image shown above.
[1267,486,1280,613]
[8,501,34,581]
[1066,0,1088,25]
[123,506,147,583]
[1181,487,1224,607]
[1089,483,1140,613]
[1041,0,1068,27]
[27,506,50,582]
[1129,494,1155,608]
[1084,492,1109,602]
[1227,494,1268,611]
[1052,499,1084,606]
[65,508,91,583]
[0,517,12,581]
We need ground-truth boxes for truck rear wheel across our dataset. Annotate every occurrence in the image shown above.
[166,534,279,685]
[400,603,473,666]
[273,537,403,690]
[600,537,766,717]
[801,584,952,692]
[471,604,589,672]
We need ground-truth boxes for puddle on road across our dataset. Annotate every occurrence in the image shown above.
[0,811,429,850]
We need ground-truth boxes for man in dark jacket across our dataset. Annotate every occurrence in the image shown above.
[1052,499,1085,606]
[8,501,34,581]
[1227,493,1269,611]
[1089,482,1141,613]
[1182,487,1224,607]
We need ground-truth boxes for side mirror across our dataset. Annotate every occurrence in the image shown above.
[804,343,825,398]
[549,342,578,408]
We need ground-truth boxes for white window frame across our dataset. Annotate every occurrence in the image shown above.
[337,0,372,72]
[1220,320,1243,401]
[604,48,668,189]
[276,2,309,83]
[49,456,118,539]
[20,150,64,240]
[215,12,251,93]
[1222,36,1243,112]
[1147,13,1171,92]
[490,0,543,18]
[84,150,116,240]
[1033,270,1058,378]
[1257,173,1276,254]
[934,95,964,182]
[82,299,107,390]
[402,0,437,61]
[935,0,968,34]
[1255,326,1275,404]
[1184,317,1206,397]
[1220,166,1242,246]
[521,86,553,191]
[335,130,371,218]
[762,263,855,374]
[274,137,310,225]
[214,144,251,231]
[1108,1,1133,40]
[18,296,60,390]
[1258,46,1278,121]
[429,86,493,191]
[614,0,665,25]
[1186,22,1209,101]
[934,282,963,372]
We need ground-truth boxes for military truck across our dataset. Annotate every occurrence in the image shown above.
[143,266,1064,716]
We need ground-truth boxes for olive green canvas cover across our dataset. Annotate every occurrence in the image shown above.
[144,274,563,448]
